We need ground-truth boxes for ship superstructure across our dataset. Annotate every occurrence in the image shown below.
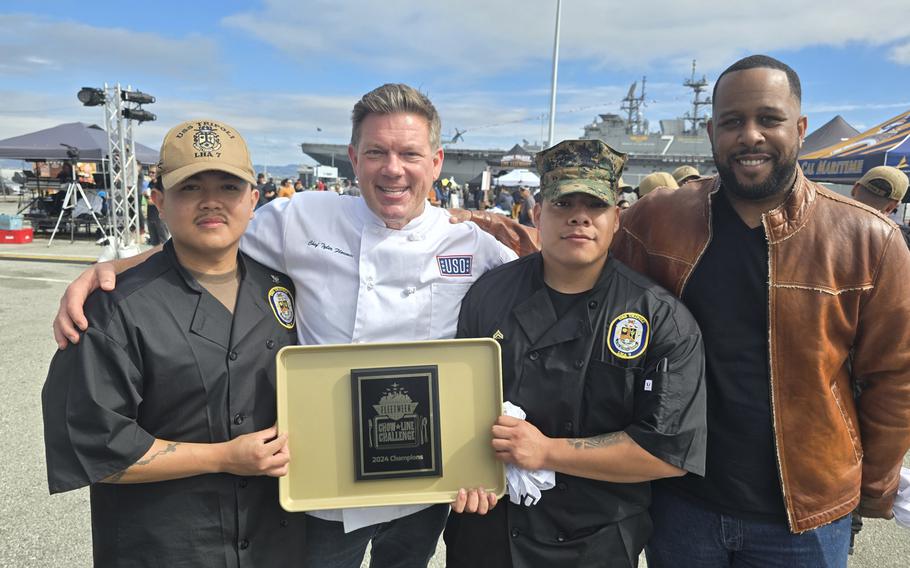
[581,61,715,184]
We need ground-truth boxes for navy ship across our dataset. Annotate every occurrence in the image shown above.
[581,61,715,184]
[300,61,716,186]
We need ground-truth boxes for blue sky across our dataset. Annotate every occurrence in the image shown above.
[1,0,909,166]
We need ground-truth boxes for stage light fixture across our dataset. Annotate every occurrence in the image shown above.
[121,90,156,105]
[77,87,106,106]
[122,109,157,123]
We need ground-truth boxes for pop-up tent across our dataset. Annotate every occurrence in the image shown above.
[0,122,159,163]
[495,168,540,187]
[799,110,910,184]
[800,115,859,156]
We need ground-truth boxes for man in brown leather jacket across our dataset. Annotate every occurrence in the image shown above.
[459,54,910,567]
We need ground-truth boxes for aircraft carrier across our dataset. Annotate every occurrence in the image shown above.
[300,62,716,186]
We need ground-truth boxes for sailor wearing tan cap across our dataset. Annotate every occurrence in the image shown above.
[849,166,910,250]
[672,165,701,186]
[850,165,908,215]
[42,119,306,566]
[637,171,678,196]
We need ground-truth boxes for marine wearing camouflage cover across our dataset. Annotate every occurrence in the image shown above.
[535,139,627,205]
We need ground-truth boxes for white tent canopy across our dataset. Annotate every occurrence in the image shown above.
[495,168,539,187]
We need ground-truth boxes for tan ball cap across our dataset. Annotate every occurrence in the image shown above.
[857,166,909,202]
[158,119,256,190]
[639,172,679,196]
[672,165,700,185]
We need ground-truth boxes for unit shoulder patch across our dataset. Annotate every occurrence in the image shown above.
[607,312,649,360]
[268,286,295,329]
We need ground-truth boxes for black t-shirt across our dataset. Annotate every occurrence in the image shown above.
[668,189,787,522]
[545,284,588,317]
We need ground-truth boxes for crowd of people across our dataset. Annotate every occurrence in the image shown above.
[40,53,910,568]
[255,174,363,206]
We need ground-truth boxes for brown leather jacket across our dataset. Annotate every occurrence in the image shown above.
[466,169,910,532]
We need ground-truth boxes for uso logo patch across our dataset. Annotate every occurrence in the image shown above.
[607,312,649,360]
[268,286,296,329]
[437,255,473,277]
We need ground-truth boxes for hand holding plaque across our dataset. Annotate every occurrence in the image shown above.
[276,339,505,512]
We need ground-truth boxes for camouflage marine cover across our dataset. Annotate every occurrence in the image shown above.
[535,139,627,205]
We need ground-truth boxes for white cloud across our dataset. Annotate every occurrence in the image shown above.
[889,42,910,65]
[805,100,910,113]
[222,1,910,77]
[0,14,222,80]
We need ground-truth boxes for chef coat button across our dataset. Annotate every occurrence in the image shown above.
[557,482,567,491]
[573,359,584,369]
[588,300,598,309]
[563,421,573,433]
[556,533,566,543]
[511,528,520,538]
[266,339,275,349]
[239,478,248,488]
[233,413,245,425]
[528,351,539,361]
[239,539,250,550]
[280,519,289,528]
[229,351,238,361]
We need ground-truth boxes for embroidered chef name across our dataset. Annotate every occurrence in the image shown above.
[307,240,353,258]
[437,255,473,276]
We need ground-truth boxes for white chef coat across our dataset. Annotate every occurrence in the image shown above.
[241,191,516,532]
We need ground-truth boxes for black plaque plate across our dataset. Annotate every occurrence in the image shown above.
[351,365,443,480]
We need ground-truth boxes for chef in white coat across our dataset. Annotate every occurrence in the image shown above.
[53,83,516,568]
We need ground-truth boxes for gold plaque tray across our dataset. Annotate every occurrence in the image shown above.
[276,339,505,512]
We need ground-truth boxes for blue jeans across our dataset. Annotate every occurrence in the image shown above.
[302,504,448,568]
[645,486,851,568]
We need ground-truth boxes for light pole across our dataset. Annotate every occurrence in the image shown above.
[546,0,562,148]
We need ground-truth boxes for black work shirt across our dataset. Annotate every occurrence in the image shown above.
[445,253,706,568]
[671,190,787,521]
[42,241,305,567]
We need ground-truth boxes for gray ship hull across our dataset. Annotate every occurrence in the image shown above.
[301,143,506,184]
[301,142,715,188]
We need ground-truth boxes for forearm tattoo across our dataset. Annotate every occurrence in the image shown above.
[566,432,625,450]
[106,442,182,482]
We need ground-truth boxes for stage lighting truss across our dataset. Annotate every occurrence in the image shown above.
[77,83,156,257]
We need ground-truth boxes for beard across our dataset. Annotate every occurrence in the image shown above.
[715,146,798,201]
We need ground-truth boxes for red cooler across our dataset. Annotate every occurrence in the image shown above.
[0,228,34,243]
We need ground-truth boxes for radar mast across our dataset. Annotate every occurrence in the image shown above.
[683,60,711,135]
[620,77,647,135]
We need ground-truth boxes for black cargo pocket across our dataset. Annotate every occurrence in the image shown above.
[581,360,639,434]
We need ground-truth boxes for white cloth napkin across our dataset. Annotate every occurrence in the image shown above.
[502,401,555,506]
[894,467,910,530]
